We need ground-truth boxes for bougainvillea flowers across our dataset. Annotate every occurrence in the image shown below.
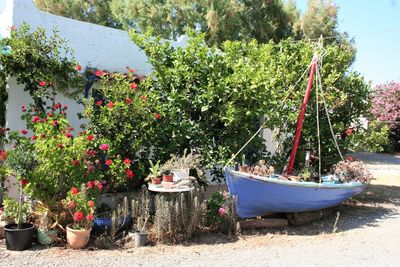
[126,169,134,179]
[20,130,28,135]
[125,98,132,104]
[87,134,94,141]
[123,158,131,165]
[38,81,46,87]
[76,64,82,71]
[218,207,227,216]
[106,102,114,108]
[87,201,95,207]
[86,214,94,221]
[105,159,113,166]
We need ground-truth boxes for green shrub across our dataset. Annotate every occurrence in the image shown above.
[345,120,390,152]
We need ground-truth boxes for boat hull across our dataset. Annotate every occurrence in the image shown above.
[225,168,368,218]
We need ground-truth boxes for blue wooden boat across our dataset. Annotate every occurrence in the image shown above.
[225,168,367,218]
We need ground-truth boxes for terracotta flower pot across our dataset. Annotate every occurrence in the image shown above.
[151,177,161,185]
[66,225,91,249]
[162,174,174,183]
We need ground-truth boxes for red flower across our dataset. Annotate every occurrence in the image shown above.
[52,120,59,126]
[346,156,354,161]
[76,64,82,71]
[63,105,68,110]
[21,179,28,186]
[87,181,94,189]
[32,116,40,123]
[87,134,94,141]
[123,158,131,165]
[97,183,103,190]
[99,144,109,151]
[72,159,79,166]
[0,150,7,161]
[141,95,147,101]
[154,113,161,119]
[105,159,113,166]
[71,187,79,195]
[128,68,135,73]
[61,112,66,116]
[47,113,53,117]
[53,103,62,109]
[38,81,46,87]
[87,201,95,207]
[106,102,114,108]
[86,214,94,221]
[20,130,28,135]
[69,201,76,208]
[65,132,72,138]
[21,105,27,112]
[67,127,74,131]
[126,169,134,180]
[125,98,132,104]
[95,69,103,77]
[73,211,85,221]
[130,83,138,90]
[31,135,37,141]
[96,100,102,107]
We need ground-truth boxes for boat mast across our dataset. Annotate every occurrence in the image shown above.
[285,55,318,175]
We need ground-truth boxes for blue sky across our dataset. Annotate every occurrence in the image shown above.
[295,0,400,85]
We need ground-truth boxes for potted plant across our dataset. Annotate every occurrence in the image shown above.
[93,197,131,233]
[3,141,37,251]
[64,184,95,249]
[131,188,150,247]
[162,170,174,183]
[145,160,162,185]
[161,150,204,182]
[32,202,60,246]
[3,197,34,250]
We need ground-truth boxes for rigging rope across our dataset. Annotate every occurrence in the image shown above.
[223,61,313,170]
[316,63,344,161]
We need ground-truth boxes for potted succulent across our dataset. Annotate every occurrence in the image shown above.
[131,188,150,247]
[64,184,95,249]
[3,142,37,251]
[145,160,162,185]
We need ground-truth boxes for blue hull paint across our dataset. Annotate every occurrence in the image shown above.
[225,168,367,218]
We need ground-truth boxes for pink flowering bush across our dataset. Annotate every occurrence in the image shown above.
[206,191,236,235]
[371,82,400,152]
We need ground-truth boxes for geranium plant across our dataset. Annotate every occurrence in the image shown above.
[64,184,96,230]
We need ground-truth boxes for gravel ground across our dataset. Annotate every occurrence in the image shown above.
[1,154,399,267]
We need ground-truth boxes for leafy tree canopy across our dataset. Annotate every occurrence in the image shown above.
[36,0,352,47]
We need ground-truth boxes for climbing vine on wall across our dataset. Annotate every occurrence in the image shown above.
[0,23,84,116]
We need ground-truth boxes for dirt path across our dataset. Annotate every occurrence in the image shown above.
[1,154,399,267]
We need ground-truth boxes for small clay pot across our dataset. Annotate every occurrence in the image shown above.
[66,225,91,249]
[162,174,174,183]
[151,177,161,185]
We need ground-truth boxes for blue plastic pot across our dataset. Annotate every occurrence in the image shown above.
[93,213,132,232]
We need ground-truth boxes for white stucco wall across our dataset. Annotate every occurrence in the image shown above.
[1,0,187,133]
